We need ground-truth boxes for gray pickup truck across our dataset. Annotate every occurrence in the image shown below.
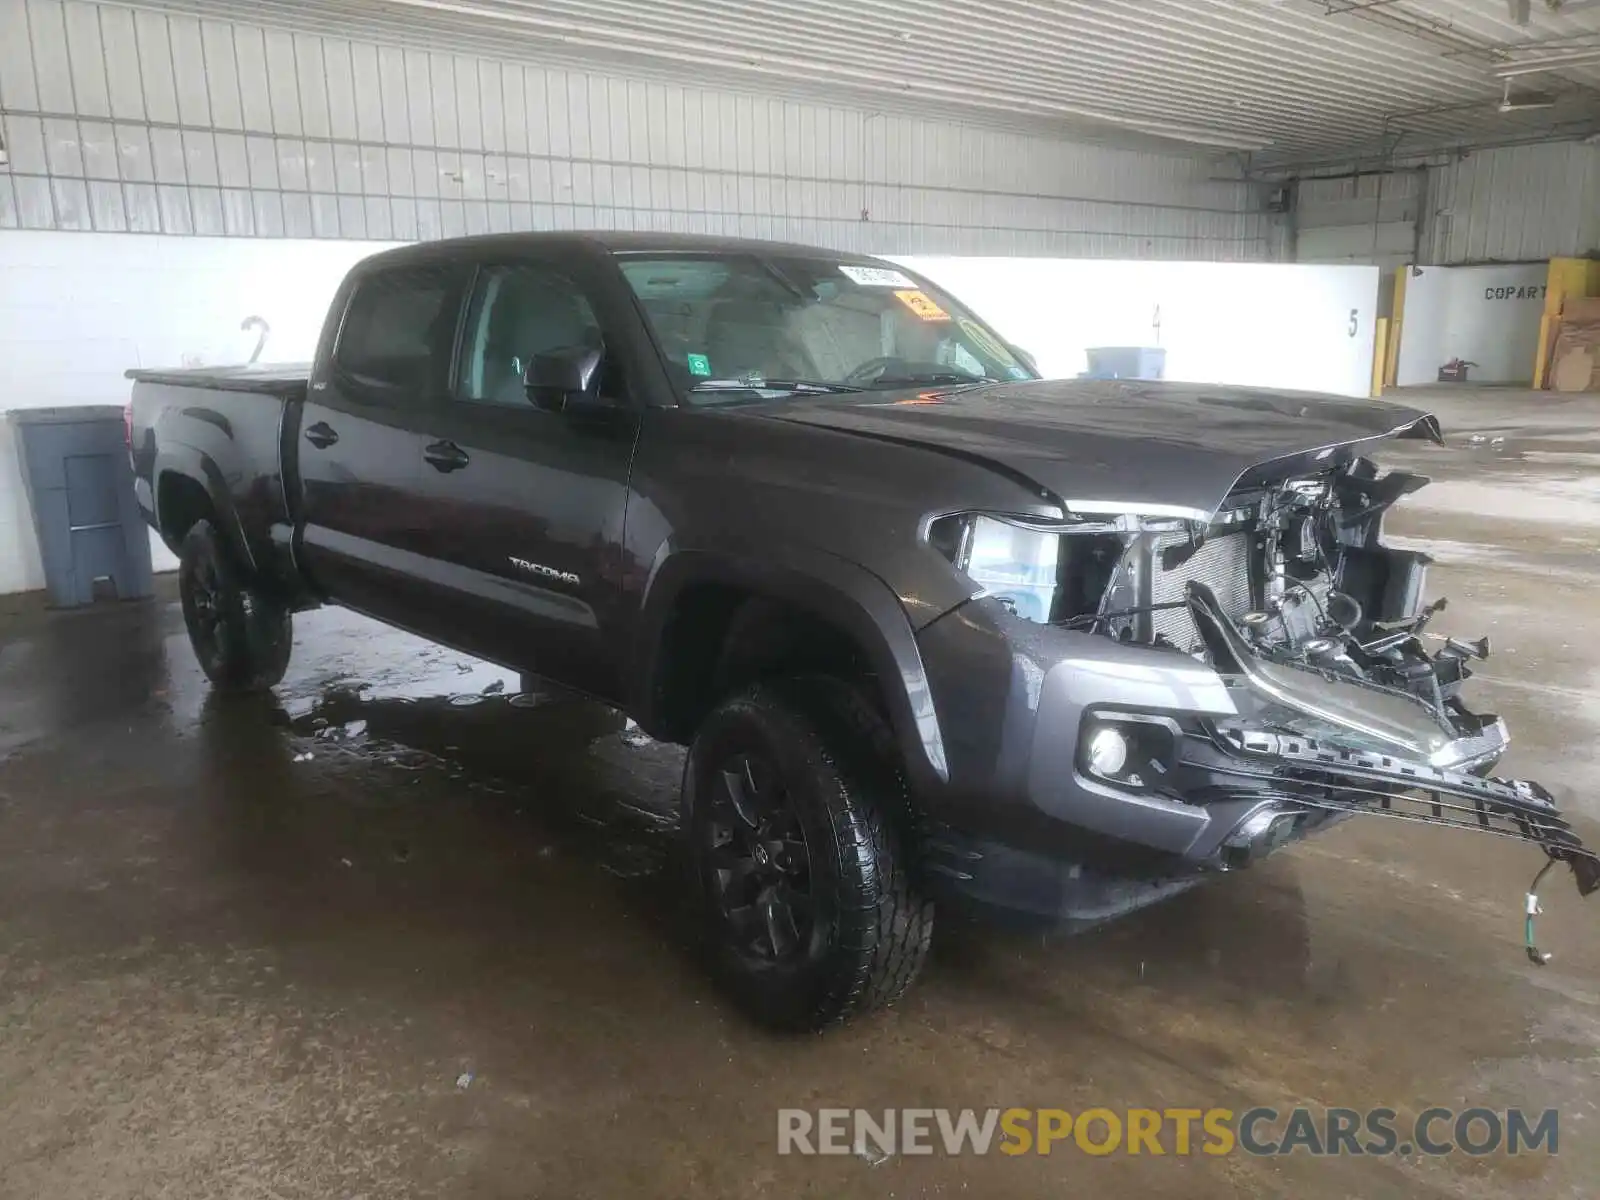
[129,231,1596,1030]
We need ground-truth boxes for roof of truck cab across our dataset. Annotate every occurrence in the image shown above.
[357,231,887,268]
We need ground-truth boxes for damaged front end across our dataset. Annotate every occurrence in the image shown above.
[933,448,1600,929]
[1184,580,1600,898]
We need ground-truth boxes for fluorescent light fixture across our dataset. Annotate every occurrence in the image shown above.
[1499,81,1556,111]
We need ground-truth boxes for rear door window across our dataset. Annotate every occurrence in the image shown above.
[334,266,468,401]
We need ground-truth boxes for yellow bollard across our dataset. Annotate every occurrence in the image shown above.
[1372,317,1389,398]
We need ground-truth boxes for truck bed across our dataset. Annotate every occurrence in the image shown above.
[125,363,311,400]
[128,364,309,604]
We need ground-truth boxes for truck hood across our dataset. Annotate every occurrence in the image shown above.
[754,379,1441,520]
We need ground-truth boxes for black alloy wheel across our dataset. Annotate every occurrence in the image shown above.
[178,519,293,691]
[685,679,933,1030]
[703,750,816,964]
[182,544,226,667]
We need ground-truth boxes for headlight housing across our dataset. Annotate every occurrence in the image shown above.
[929,513,1062,623]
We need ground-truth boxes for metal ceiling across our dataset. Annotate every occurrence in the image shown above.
[130,0,1600,168]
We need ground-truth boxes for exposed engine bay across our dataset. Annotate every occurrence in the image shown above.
[1093,459,1496,758]
[942,456,1488,729]
[932,454,1600,930]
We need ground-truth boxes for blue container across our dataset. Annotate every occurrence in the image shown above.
[1081,346,1167,381]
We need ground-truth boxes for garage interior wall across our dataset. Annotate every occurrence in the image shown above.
[1395,262,1548,386]
[902,256,1379,399]
[1424,141,1600,265]
[1294,172,1420,273]
[0,0,1270,259]
[1292,141,1600,382]
[1294,141,1600,270]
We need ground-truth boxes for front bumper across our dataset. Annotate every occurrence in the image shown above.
[915,596,1599,929]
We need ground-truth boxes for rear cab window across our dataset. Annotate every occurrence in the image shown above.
[334,265,469,402]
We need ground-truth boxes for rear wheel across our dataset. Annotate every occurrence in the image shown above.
[684,679,932,1030]
[178,519,292,692]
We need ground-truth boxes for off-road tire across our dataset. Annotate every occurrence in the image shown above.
[178,519,292,692]
[683,677,933,1030]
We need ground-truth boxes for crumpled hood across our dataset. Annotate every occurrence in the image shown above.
[752,379,1441,520]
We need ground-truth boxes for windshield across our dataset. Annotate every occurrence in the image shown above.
[616,253,1035,404]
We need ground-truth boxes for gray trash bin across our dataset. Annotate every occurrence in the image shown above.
[1081,346,1167,381]
[9,405,153,607]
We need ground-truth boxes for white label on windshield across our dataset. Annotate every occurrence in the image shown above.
[838,265,915,288]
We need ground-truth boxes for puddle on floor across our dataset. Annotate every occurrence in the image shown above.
[268,672,686,885]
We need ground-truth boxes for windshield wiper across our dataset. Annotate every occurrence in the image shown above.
[865,372,1000,388]
[690,378,866,395]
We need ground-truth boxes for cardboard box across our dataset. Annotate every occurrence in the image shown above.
[1561,296,1600,325]
[1552,344,1597,392]
[1546,295,1600,392]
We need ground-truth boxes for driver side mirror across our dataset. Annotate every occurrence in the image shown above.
[524,343,606,412]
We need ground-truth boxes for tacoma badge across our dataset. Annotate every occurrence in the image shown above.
[509,557,580,586]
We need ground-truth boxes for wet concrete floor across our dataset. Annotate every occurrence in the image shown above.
[2,385,1599,1199]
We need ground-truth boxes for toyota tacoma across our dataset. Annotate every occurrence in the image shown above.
[128,232,1597,1030]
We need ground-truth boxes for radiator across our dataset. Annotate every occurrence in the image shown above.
[1150,530,1255,647]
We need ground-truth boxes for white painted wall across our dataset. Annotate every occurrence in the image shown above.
[1396,262,1547,386]
[900,257,1379,399]
[0,231,393,593]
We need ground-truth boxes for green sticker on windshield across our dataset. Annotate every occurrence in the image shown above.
[687,353,712,377]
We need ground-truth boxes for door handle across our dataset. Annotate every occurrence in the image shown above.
[304,421,339,449]
[423,440,470,472]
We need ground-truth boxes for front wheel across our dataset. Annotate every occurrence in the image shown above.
[683,679,932,1030]
[178,519,292,692]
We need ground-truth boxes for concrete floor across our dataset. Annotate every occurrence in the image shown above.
[2,385,1598,1199]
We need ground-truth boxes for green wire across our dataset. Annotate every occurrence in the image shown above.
[1525,860,1557,965]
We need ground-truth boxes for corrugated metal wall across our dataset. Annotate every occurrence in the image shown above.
[1296,141,1600,268]
[1424,142,1600,264]
[0,0,1271,259]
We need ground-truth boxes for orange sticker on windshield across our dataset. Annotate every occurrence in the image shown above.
[894,289,950,322]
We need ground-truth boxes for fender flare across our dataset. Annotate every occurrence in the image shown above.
[151,444,258,575]
[630,544,950,793]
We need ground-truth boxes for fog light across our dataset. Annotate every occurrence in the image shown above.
[1087,727,1130,778]
[1076,713,1180,791]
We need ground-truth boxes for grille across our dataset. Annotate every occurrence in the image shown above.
[1150,530,1255,647]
